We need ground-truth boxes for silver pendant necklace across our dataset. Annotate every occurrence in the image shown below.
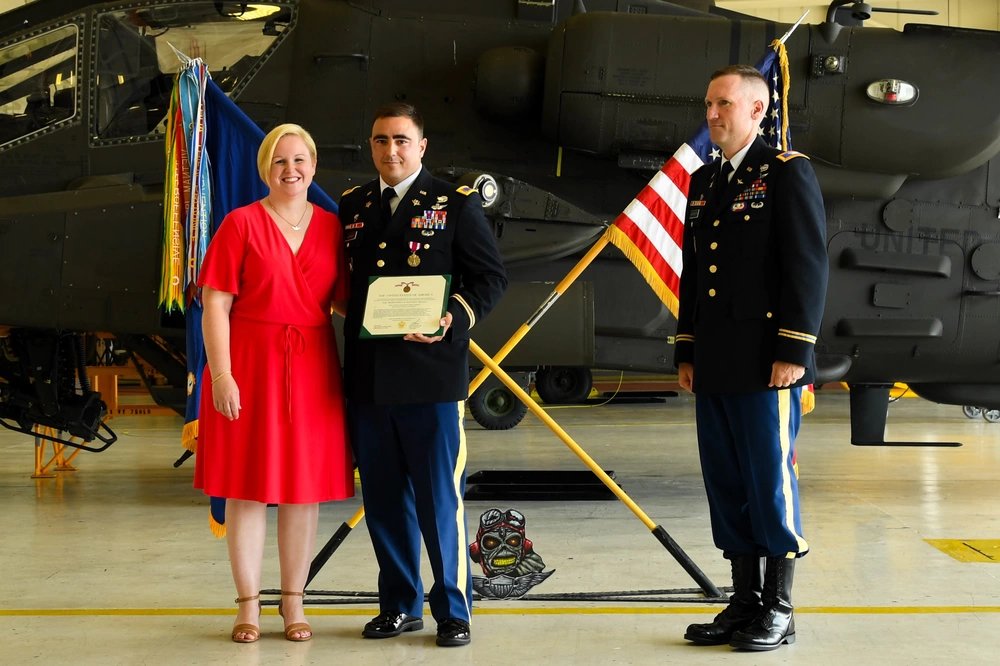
[266,198,309,231]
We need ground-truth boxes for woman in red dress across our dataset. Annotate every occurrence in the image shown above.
[194,123,353,643]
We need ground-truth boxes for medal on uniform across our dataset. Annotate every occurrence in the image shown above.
[407,241,421,267]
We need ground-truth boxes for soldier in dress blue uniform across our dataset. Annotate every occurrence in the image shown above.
[675,65,828,651]
[339,102,507,647]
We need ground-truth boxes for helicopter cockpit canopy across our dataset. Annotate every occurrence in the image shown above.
[94,2,290,141]
[0,2,292,148]
[0,24,77,147]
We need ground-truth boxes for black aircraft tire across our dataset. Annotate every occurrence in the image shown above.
[535,366,593,404]
[468,376,528,430]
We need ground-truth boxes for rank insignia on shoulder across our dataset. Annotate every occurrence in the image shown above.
[776,150,808,162]
[341,185,360,196]
[456,185,475,196]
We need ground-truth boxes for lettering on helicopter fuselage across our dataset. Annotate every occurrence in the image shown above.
[854,227,984,255]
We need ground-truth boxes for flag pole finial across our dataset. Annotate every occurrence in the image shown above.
[165,41,193,65]
[778,10,810,46]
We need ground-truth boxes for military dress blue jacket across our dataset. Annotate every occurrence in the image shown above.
[674,136,828,393]
[339,167,508,404]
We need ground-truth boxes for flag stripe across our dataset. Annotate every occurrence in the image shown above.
[608,122,712,318]
[617,200,683,288]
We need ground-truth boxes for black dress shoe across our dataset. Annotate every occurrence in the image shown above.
[436,618,471,647]
[362,612,424,638]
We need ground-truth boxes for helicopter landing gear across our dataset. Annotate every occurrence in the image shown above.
[962,405,982,419]
[961,405,999,422]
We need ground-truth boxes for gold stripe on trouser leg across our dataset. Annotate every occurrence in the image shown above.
[778,389,808,556]
[452,400,470,619]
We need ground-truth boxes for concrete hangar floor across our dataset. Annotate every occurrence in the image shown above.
[1,386,998,665]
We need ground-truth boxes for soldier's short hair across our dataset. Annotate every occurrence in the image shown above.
[711,64,769,101]
[372,102,425,138]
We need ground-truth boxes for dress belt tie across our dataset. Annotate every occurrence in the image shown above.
[284,325,306,422]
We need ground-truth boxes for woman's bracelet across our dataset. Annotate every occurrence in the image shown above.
[212,369,232,382]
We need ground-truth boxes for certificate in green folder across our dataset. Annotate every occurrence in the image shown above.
[360,274,452,338]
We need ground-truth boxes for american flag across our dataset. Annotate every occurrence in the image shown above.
[606,41,789,319]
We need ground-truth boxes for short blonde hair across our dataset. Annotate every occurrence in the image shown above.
[256,123,318,185]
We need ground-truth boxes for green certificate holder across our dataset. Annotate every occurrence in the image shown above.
[360,274,452,338]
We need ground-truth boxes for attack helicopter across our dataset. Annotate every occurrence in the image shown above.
[1,0,998,445]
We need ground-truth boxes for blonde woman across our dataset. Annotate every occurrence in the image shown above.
[195,124,353,643]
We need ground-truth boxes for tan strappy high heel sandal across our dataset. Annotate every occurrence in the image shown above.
[278,590,312,642]
[231,594,261,643]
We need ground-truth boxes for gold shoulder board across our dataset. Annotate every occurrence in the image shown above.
[776,150,808,162]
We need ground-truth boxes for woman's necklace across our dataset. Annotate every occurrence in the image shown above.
[266,198,309,231]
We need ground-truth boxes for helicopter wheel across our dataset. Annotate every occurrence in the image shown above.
[962,405,983,419]
[983,409,1000,424]
[468,375,528,430]
[535,366,593,404]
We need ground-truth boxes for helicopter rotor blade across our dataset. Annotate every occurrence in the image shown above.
[871,7,940,15]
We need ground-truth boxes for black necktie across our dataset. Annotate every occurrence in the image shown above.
[714,161,733,201]
[719,161,734,183]
[381,187,396,223]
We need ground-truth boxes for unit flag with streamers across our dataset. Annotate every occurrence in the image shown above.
[161,56,341,536]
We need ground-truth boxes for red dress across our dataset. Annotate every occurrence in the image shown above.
[193,201,353,503]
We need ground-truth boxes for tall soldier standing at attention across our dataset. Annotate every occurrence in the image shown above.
[675,65,828,651]
[339,102,507,647]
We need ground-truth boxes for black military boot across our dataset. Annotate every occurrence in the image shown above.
[684,555,763,645]
[730,556,796,651]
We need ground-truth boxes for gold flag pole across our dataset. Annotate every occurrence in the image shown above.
[468,339,721,597]
[306,505,366,586]
[468,229,611,395]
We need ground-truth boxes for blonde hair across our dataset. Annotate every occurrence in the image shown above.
[256,123,318,185]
